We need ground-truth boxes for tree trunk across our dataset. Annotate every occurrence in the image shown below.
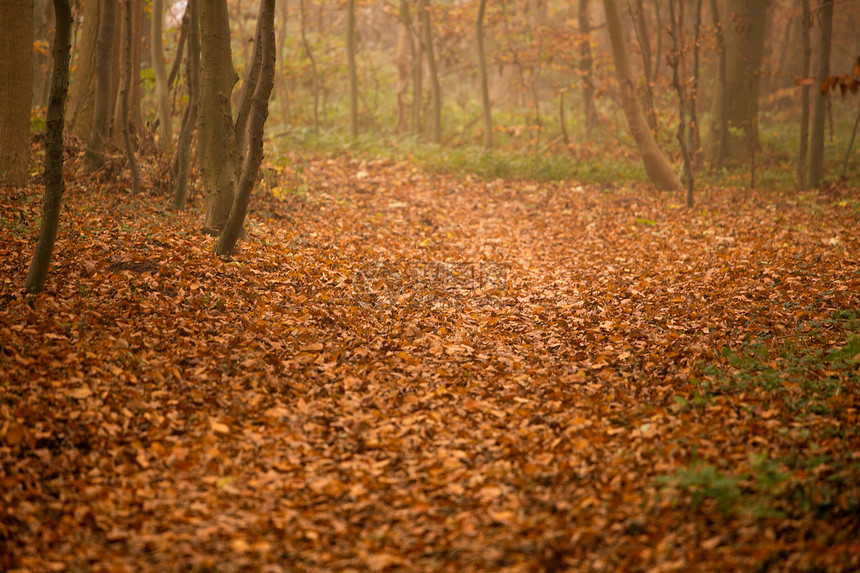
[275,0,291,129]
[797,0,811,189]
[174,0,200,210]
[121,0,139,194]
[216,0,276,255]
[299,0,319,134]
[33,0,54,109]
[412,1,423,136]
[83,0,116,172]
[419,0,441,143]
[631,0,657,129]
[668,0,693,206]
[718,0,769,163]
[603,0,682,191]
[110,0,143,146]
[808,0,832,188]
[578,0,596,135]
[0,0,34,188]
[347,0,358,141]
[394,0,412,133]
[710,0,729,168]
[67,0,99,139]
[689,0,702,165]
[236,2,264,156]
[151,0,172,151]
[199,0,240,233]
[476,0,492,150]
[26,0,72,293]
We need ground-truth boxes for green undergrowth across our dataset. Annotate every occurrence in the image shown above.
[688,309,860,417]
[274,128,648,183]
[661,309,860,521]
[271,96,860,190]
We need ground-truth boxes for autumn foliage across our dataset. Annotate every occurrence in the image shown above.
[1,143,859,571]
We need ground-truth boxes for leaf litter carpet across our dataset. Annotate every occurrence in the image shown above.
[1,155,859,572]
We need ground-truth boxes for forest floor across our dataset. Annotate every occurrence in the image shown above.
[1,148,860,572]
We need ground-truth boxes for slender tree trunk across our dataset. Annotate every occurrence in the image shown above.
[808,0,833,188]
[690,0,702,165]
[347,0,358,141]
[797,0,811,189]
[167,16,187,89]
[668,0,693,206]
[276,0,291,129]
[151,0,172,151]
[395,0,412,133]
[0,0,34,187]
[651,0,662,84]
[299,0,319,134]
[419,0,441,143]
[83,0,116,172]
[216,0,276,255]
[603,0,682,191]
[633,0,652,79]
[121,0,139,194]
[34,0,54,110]
[174,0,199,210]
[199,0,240,233]
[67,0,99,139]
[630,0,657,129]
[27,0,72,293]
[412,2,423,136]
[110,0,142,146]
[578,0,596,135]
[236,2,265,156]
[710,0,729,168]
[476,0,492,150]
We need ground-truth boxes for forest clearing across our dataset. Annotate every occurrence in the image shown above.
[2,144,859,571]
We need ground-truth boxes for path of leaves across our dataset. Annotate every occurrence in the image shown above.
[1,151,859,572]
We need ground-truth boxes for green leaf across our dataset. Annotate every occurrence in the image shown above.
[721,346,744,367]
[635,217,657,226]
[825,336,860,363]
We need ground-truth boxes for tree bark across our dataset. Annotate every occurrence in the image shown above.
[717,0,769,163]
[67,0,99,139]
[0,0,35,187]
[347,0,358,142]
[26,0,72,293]
[174,0,200,210]
[83,0,116,172]
[394,0,412,133]
[419,0,441,143]
[797,0,811,189]
[710,0,729,168]
[808,0,832,188]
[690,0,702,165]
[668,0,694,206]
[199,0,240,233]
[412,0,423,135]
[151,0,173,151]
[110,0,143,146]
[216,0,276,255]
[476,0,492,150]
[299,0,319,134]
[603,0,682,191]
[236,1,265,156]
[631,0,657,129]
[578,0,596,135]
[121,0,139,194]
